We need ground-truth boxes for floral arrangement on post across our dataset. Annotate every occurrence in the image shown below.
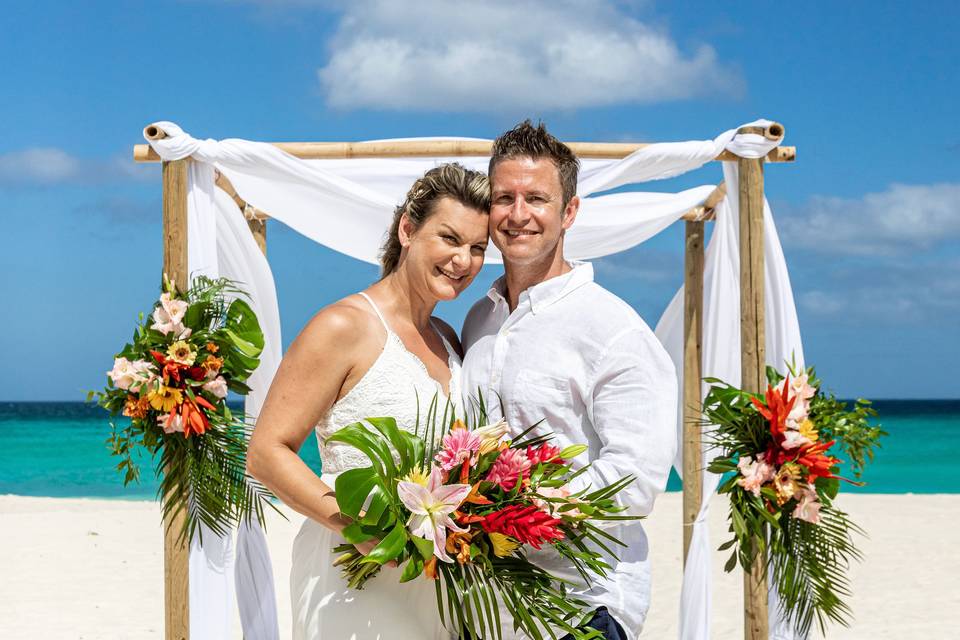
[327,399,637,640]
[704,364,885,635]
[91,275,277,542]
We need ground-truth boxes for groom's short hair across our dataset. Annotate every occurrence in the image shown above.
[489,120,580,208]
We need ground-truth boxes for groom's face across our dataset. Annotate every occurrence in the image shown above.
[489,157,578,267]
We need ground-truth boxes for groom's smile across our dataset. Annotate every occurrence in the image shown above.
[489,157,578,267]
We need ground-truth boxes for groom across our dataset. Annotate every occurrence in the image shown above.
[461,121,678,639]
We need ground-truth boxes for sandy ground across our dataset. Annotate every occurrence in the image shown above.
[1,493,957,639]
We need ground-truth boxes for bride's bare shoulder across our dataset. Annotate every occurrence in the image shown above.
[293,294,380,355]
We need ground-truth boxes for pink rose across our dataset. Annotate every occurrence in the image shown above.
[108,357,153,391]
[158,412,184,434]
[781,430,812,450]
[202,376,229,399]
[793,485,822,524]
[736,455,775,497]
[151,293,189,336]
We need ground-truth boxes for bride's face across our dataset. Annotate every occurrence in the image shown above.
[400,197,489,301]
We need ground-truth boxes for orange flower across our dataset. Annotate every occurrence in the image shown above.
[423,556,438,580]
[180,395,215,437]
[123,395,150,419]
[454,510,485,526]
[202,355,223,374]
[205,342,219,354]
[463,482,493,506]
[445,529,474,565]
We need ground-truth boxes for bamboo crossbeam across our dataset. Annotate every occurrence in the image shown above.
[135,124,794,163]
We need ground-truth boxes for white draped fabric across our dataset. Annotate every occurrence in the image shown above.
[146,119,802,640]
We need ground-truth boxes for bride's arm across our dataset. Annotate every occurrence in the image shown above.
[247,305,366,536]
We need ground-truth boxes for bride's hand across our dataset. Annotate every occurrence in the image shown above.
[353,537,399,568]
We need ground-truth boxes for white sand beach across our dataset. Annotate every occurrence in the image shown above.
[1,493,956,639]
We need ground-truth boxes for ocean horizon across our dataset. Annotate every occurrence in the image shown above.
[1,399,957,499]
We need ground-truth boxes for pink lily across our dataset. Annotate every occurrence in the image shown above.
[397,467,471,563]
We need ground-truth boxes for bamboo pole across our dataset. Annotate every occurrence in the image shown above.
[247,216,267,255]
[681,181,728,222]
[161,158,190,640]
[682,219,705,561]
[213,169,269,252]
[737,129,769,640]
[134,123,793,163]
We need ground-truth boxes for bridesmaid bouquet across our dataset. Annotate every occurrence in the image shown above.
[327,401,638,640]
[91,275,276,542]
[704,365,885,635]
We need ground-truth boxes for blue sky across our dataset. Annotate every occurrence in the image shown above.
[1,0,957,400]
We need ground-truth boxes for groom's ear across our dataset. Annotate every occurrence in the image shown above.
[561,195,580,231]
[398,212,415,247]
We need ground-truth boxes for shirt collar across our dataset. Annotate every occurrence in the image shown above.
[485,261,594,314]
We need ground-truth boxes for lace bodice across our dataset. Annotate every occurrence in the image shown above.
[314,293,461,474]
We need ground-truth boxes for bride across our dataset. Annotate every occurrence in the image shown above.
[247,163,490,640]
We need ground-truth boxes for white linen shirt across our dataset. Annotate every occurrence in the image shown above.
[461,261,678,638]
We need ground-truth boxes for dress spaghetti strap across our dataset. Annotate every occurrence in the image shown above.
[357,292,390,333]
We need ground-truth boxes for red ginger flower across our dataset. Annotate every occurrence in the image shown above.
[795,440,839,483]
[481,504,564,549]
[526,443,564,466]
[752,376,797,444]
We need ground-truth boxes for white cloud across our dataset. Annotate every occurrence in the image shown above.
[779,183,960,255]
[317,0,743,112]
[0,148,82,185]
[796,258,960,326]
[0,148,153,187]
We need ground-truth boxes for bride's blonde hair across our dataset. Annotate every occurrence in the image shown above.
[379,163,490,278]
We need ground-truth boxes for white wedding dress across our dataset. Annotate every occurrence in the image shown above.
[291,293,461,640]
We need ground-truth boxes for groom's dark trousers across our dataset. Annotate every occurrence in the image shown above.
[560,607,628,640]
[460,607,627,640]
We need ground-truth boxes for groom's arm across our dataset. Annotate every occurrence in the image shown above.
[578,325,678,516]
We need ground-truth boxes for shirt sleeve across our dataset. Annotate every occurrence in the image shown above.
[573,325,678,516]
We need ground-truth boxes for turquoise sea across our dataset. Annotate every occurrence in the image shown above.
[0,400,957,499]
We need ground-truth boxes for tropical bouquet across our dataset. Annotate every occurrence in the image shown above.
[91,275,276,542]
[704,364,885,635]
[327,400,638,640]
